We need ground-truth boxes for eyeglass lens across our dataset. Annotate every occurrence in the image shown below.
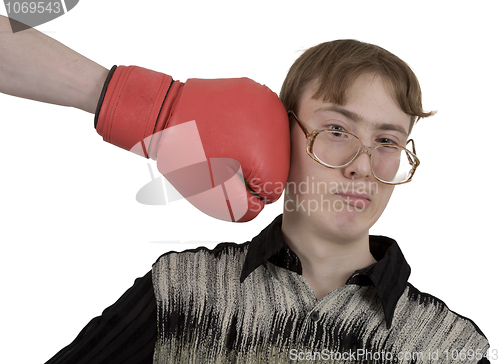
[312,131,416,183]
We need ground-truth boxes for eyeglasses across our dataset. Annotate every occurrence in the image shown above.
[288,111,420,185]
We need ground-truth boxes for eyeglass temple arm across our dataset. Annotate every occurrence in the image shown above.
[407,139,417,154]
[406,139,419,167]
[287,110,310,137]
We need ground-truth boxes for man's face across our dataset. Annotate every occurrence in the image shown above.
[285,73,411,243]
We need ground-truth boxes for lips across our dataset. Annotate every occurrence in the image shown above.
[335,191,371,209]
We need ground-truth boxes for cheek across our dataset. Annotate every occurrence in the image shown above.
[375,184,395,209]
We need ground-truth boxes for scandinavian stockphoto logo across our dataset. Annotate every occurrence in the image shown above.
[3,0,79,32]
[131,120,380,220]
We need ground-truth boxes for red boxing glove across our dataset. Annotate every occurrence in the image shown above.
[95,66,289,222]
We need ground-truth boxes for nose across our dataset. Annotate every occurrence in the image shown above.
[343,150,372,180]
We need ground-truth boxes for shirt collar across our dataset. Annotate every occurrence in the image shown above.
[240,214,411,329]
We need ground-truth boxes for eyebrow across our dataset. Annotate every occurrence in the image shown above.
[316,105,409,137]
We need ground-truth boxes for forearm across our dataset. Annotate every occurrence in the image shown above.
[0,15,109,113]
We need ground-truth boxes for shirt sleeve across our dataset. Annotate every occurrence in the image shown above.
[45,270,157,364]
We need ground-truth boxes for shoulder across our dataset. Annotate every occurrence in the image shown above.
[152,241,250,280]
[395,282,489,357]
[151,241,251,301]
[153,241,250,265]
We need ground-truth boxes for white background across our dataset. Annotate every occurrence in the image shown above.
[1,0,498,362]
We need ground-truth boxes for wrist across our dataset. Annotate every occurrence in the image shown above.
[78,64,110,113]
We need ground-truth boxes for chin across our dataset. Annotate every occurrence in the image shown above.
[306,205,372,243]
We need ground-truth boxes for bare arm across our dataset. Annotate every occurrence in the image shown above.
[0,15,109,113]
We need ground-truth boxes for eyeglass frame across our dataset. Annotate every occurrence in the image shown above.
[288,110,420,185]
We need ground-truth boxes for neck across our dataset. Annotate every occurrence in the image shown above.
[281,211,376,300]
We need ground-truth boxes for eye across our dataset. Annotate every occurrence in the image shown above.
[326,125,348,139]
[328,124,346,131]
[376,137,399,146]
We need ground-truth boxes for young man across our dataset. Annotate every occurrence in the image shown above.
[0,16,490,363]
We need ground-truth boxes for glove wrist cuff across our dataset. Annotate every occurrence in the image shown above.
[95,65,173,158]
[94,65,117,129]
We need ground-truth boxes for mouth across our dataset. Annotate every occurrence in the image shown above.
[334,192,371,209]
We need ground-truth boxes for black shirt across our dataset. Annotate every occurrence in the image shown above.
[46,215,490,363]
